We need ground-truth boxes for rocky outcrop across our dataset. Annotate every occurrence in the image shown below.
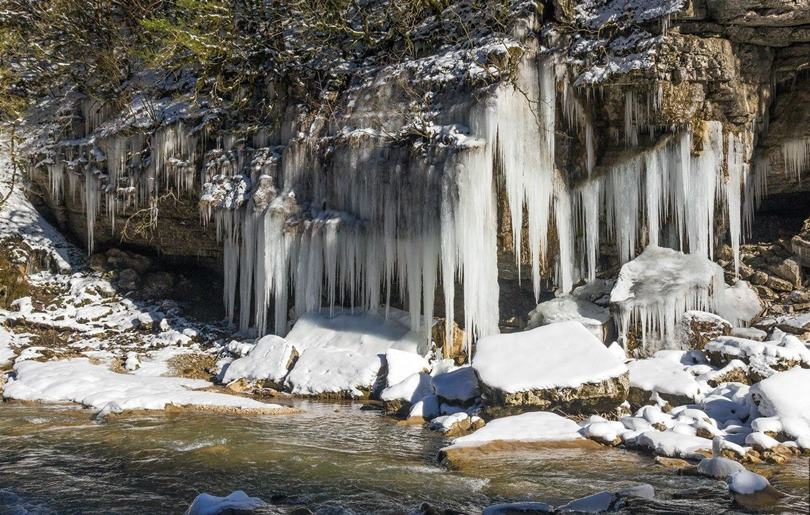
[680,311,732,350]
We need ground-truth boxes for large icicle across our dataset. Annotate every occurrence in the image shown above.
[782,137,810,181]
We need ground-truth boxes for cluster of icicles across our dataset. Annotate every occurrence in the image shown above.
[43,53,774,350]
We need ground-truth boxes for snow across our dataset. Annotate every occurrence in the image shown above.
[628,357,700,400]
[381,372,433,404]
[184,491,267,515]
[744,432,780,450]
[527,296,610,341]
[285,310,420,356]
[221,335,296,385]
[749,368,810,438]
[0,326,17,367]
[431,366,480,402]
[442,411,585,451]
[635,431,712,458]
[280,310,423,396]
[728,470,771,495]
[697,456,745,479]
[385,348,429,386]
[717,281,761,327]
[408,394,440,419]
[3,359,285,413]
[473,321,627,392]
[611,246,725,350]
[284,347,382,397]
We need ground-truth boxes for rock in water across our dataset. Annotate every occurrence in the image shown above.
[184,490,267,515]
[221,335,298,388]
[473,321,628,415]
[727,471,784,510]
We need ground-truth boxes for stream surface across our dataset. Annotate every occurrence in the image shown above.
[0,400,808,514]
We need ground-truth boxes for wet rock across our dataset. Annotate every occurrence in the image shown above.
[679,311,731,350]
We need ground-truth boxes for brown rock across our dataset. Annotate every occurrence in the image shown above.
[750,271,768,285]
[679,311,732,350]
[482,372,630,417]
[771,258,802,288]
[766,275,793,292]
[432,318,467,365]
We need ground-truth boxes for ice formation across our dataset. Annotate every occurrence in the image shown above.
[39,51,763,347]
[611,246,726,349]
[781,137,810,181]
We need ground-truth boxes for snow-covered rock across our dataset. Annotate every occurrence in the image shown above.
[627,356,701,405]
[749,368,810,439]
[385,348,429,386]
[727,470,783,509]
[220,335,297,386]
[635,430,713,459]
[282,309,420,397]
[284,348,383,398]
[428,412,484,436]
[556,484,654,513]
[408,394,440,420]
[473,321,628,415]
[440,411,591,459]
[381,372,433,415]
[705,334,810,371]
[3,359,286,414]
[184,490,267,515]
[431,365,479,402]
[716,280,762,328]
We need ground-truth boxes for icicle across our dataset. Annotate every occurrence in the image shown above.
[577,179,600,281]
[84,170,99,254]
[553,179,576,293]
[725,132,745,276]
[782,137,810,182]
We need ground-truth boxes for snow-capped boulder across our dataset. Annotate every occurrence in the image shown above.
[220,335,297,388]
[380,372,433,416]
[282,309,420,397]
[727,471,784,510]
[431,365,480,403]
[440,411,595,462]
[384,348,429,386]
[635,431,713,459]
[627,356,701,406]
[473,321,629,415]
[749,368,810,440]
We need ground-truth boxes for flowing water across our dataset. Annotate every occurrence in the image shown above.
[0,400,807,514]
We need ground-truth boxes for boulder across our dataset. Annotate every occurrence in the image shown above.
[221,335,298,389]
[771,258,802,288]
[473,321,629,416]
[627,356,701,406]
[679,311,731,350]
